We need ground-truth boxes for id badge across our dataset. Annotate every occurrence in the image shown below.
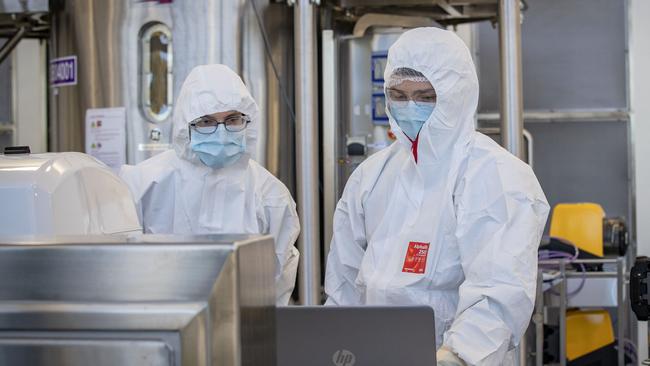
[402,241,430,274]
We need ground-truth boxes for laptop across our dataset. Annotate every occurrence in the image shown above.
[276,306,436,366]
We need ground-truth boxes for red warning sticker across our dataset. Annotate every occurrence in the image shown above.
[402,242,430,274]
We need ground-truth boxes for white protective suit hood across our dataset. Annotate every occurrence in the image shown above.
[325,27,549,366]
[385,27,478,164]
[173,64,259,166]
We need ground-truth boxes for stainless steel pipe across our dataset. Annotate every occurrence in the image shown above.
[498,0,525,159]
[0,26,27,64]
[294,0,321,305]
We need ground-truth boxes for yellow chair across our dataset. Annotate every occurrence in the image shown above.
[550,203,605,257]
[566,310,615,364]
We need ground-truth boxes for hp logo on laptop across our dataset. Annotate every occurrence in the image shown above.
[332,349,356,366]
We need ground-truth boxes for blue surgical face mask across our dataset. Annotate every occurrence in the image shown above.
[389,101,435,140]
[190,125,246,168]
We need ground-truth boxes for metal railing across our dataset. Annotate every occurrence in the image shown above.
[533,258,627,366]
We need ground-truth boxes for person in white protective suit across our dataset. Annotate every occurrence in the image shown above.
[324,27,549,366]
[120,64,300,305]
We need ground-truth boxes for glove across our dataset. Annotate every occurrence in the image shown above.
[437,346,466,366]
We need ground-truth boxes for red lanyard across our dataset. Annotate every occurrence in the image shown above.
[409,133,420,163]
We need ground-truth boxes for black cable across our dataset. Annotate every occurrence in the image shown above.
[248,0,297,126]
[247,0,325,196]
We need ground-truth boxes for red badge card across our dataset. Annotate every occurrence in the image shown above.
[402,242,430,274]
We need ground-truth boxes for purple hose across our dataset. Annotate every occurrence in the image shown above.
[538,248,587,297]
[624,338,637,364]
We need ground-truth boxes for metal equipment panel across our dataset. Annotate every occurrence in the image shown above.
[524,121,630,231]
[335,31,403,198]
[477,0,627,111]
[0,234,277,366]
[0,338,172,366]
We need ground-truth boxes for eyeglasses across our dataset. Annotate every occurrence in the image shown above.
[189,114,251,134]
[386,88,437,106]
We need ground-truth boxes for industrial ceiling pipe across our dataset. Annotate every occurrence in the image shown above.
[498,0,525,160]
[294,0,321,305]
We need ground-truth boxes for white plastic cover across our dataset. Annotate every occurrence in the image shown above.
[0,152,141,236]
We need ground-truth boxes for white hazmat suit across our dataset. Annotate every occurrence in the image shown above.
[120,64,300,305]
[325,28,549,365]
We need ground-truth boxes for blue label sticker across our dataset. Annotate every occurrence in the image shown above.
[371,52,388,83]
[372,94,389,125]
[50,56,78,87]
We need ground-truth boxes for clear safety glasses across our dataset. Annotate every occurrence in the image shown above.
[386,87,437,106]
[189,114,251,135]
[385,67,437,106]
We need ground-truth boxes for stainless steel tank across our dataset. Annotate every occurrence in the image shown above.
[49,0,295,189]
